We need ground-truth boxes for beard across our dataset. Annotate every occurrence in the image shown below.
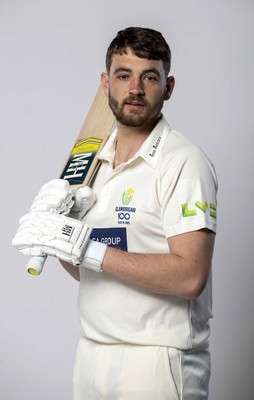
[108,91,164,128]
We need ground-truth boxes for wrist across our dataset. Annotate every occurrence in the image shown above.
[80,240,107,272]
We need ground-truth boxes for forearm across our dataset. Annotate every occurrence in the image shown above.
[102,248,194,298]
[102,230,215,300]
[59,260,80,281]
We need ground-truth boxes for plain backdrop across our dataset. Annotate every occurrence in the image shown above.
[1,1,253,399]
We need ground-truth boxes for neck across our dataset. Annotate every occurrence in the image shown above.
[113,119,158,168]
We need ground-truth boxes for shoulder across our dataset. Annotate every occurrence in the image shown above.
[158,116,211,164]
[158,121,217,188]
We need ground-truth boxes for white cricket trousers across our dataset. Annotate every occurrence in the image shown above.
[73,337,211,399]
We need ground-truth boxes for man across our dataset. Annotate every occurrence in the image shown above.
[13,27,217,399]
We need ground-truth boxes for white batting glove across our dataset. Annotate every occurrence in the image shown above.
[69,186,96,220]
[29,179,95,220]
[30,179,75,214]
[12,212,107,272]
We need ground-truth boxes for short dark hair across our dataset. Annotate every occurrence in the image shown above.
[106,27,171,76]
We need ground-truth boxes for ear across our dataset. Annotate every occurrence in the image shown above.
[101,72,109,97]
[164,76,175,101]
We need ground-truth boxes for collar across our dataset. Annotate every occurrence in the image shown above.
[98,115,171,168]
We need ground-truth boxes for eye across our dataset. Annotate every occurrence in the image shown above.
[117,74,129,80]
[144,75,158,82]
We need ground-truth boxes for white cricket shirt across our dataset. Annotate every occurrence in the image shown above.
[79,116,218,349]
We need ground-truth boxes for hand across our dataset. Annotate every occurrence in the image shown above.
[69,186,96,220]
[29,179,75,214]
[12,212,107,272]
[29,179,96,219]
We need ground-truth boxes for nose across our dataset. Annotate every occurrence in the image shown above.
[129,78,144,96]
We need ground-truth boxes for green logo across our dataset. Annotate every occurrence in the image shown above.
[182,201,217,219]
[122,188,135,206]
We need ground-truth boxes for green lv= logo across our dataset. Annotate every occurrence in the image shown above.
[182,202,216,218]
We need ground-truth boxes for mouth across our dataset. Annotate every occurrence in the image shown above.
[124,100,145,110]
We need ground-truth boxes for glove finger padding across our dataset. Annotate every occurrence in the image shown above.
[30,179,75,215]
[69,186,96,220]
[29,179,95,220]
[12,212,92,265]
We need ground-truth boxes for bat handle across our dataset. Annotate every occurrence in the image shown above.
[27,255,47,276]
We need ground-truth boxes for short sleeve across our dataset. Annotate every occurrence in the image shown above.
[159,144,218,238]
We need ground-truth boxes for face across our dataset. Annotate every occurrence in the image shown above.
[101,48,174,129]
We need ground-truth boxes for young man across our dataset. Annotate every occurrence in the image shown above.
[13,27,217,399]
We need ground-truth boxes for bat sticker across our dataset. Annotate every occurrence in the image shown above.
[60,137,103,185]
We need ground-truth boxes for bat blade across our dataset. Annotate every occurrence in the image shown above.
[60,85,115,188]
[26,85,115,276]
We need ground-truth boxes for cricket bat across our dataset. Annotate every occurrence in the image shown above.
[26,85,115,276]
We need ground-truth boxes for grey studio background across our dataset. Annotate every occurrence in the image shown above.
[1,1,253,399]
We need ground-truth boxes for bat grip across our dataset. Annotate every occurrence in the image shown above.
[27,255,47,276]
